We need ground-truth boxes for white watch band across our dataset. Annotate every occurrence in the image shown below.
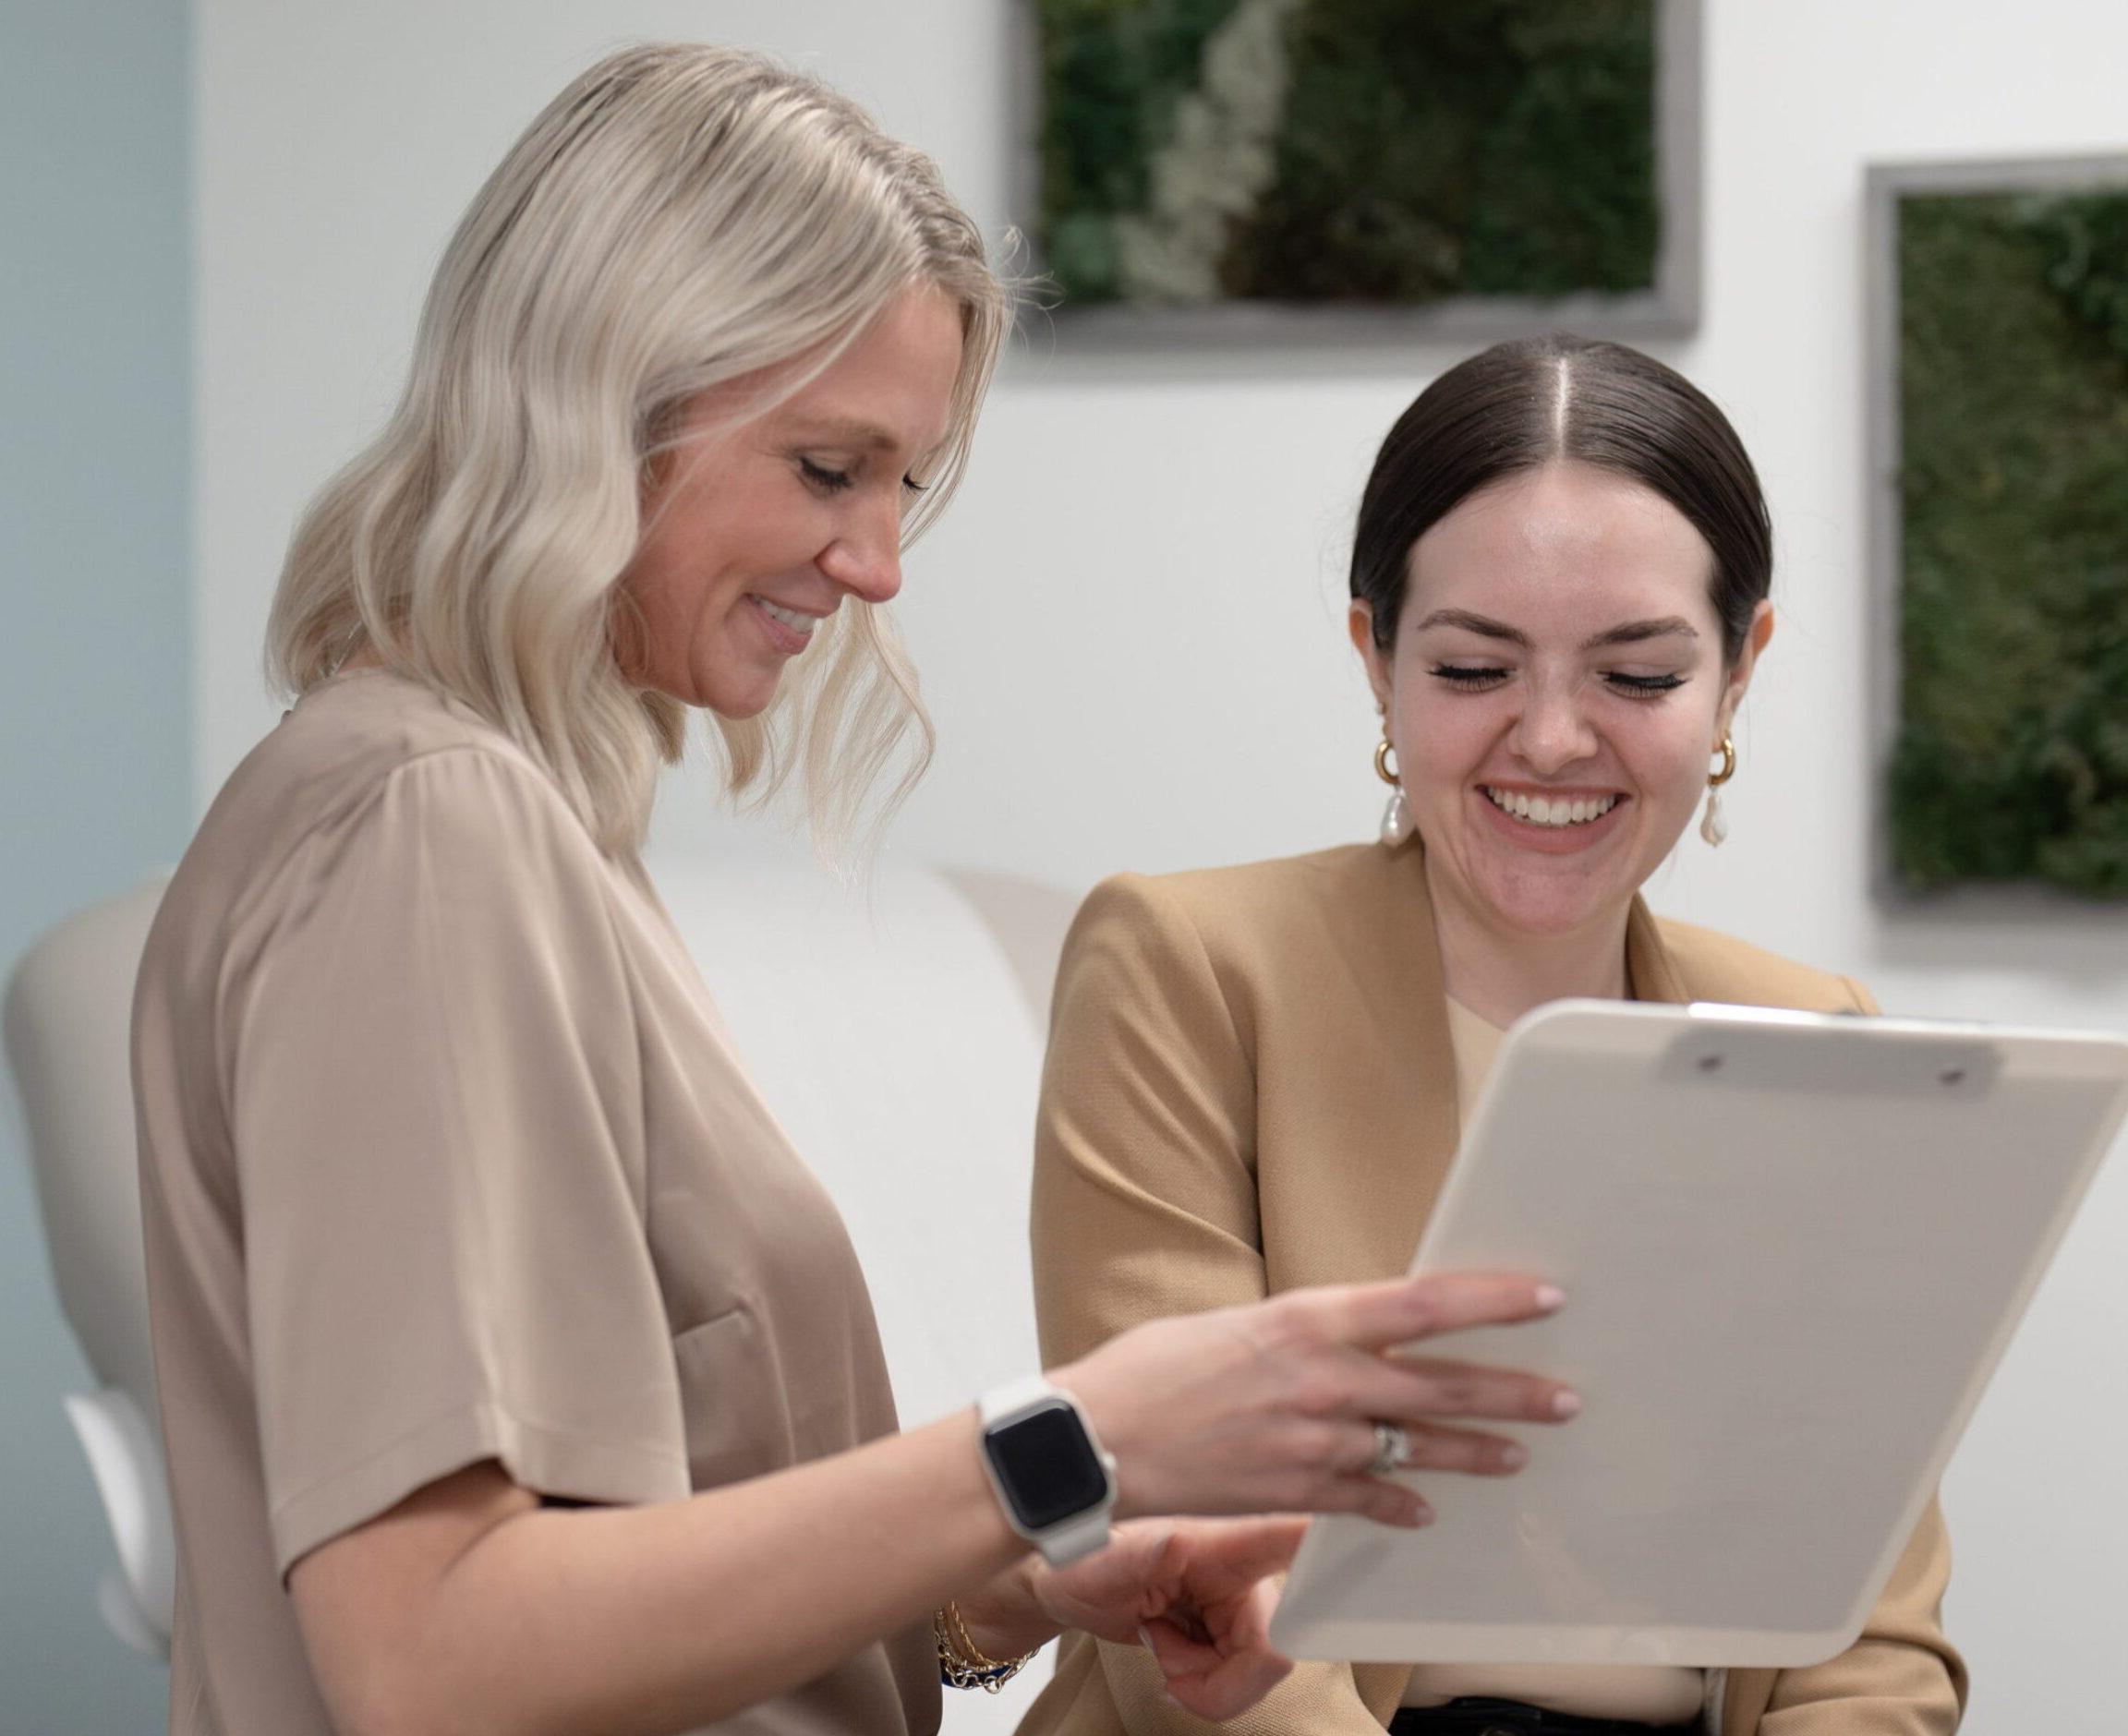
[977,1377,1118,1568]
[1029,1507,1115,1569]
[979,1373,1066,1428]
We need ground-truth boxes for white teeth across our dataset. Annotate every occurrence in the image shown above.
[1484,787,1618,828]
[756,597,814,634]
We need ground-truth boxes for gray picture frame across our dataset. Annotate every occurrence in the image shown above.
[1008,0,1703,350]
[1864,151,2128,910]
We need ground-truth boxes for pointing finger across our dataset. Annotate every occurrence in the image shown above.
[1297,1271,1565,1352]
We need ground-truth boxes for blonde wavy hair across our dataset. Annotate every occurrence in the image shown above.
[267,42,1010,856]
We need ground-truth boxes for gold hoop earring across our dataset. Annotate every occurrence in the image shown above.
[1372,738,1413,845]
[1708,736,1737,787]
[1700,735,1736,847]
[1373,739,1400,787]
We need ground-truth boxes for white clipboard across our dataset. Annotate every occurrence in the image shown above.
[1270,999,2128,1669]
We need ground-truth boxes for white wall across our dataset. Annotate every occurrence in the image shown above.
[197,3,2128,1727]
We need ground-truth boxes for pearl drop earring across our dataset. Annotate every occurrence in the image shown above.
[1374,738,1412,846]
[1701,735,1737,847]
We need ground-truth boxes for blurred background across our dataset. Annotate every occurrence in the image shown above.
[4,1,2125,1728]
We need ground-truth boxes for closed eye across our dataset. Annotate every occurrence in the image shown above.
[803,457,932,497]
[1431,666,1688,697]
[799,457,853,493]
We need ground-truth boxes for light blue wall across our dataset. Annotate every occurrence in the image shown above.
[0,1,190,1726]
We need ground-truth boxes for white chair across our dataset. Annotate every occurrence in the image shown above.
[5,876,178,1658]
[6,845,1080,1730]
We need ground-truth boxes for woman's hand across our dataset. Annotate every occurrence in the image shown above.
[1060,1272,1576,1526]
[1043,1516,1307,1719]
[961,1517,1309,1721]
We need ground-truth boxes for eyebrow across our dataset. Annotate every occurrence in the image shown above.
[784,416,906,453]
[1412,608,1701,651]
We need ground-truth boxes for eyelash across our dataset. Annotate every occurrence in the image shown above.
[799,458,928,496]
[1429,665,1687,698]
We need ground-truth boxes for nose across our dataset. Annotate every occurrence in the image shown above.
[816,496,903,605]
[1510,677,1599,775]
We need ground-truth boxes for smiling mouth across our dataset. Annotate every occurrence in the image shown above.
[752,596,817,637]
[1481,786,1622,828]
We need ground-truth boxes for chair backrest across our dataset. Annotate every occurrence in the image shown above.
[6,877,169,1424]
[5,874,175,1655]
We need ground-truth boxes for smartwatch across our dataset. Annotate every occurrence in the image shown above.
[976,1375,1118,1567]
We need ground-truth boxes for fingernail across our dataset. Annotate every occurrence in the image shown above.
[1137,1626,1155,1652]
[1535,1284,1566,1311]
[1498,1441,1528,1471]
[1553,1389,1583,1419]
[1409,1501,1435,1527]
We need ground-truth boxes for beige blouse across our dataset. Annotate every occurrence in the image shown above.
[133,669,937,1736]
[1396,1000,1702,1724]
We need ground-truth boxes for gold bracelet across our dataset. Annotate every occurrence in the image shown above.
[934,1601,1039,1693]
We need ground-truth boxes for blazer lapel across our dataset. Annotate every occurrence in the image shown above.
[1327,838,1464,1288]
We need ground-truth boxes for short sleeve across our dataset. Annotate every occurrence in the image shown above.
[228,747,689,1578]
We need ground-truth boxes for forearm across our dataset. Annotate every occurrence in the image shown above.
[387,1408,1026,1736]
[1745,1499,1964,1734]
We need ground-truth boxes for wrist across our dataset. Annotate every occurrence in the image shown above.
[955,1557,1057,1663]
[975,1375,1118,1565]
[1051,1357,1146,1522]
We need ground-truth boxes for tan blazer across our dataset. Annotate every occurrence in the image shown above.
[1018,841,1966,1736]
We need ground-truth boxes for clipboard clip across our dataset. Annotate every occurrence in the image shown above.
[1664,1003,2003,1096]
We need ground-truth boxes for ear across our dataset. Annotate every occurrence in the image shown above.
[1348,600,1394,715]
[1713,601,1775,740]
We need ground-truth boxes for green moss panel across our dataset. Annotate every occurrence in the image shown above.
[1891,188,2128,897]
[1038,0,1246,302]
[1036,0,1659,307]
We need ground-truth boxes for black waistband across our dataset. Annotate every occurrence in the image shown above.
[1388,1699,1699,1736]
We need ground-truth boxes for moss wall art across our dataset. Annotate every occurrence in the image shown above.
[1034,0,1663,310]
[1888,182,2128,897]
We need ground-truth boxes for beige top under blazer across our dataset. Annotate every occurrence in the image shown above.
[133,670,936,1736]
[1018,839,1967,1736]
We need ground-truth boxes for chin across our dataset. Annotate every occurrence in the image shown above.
[690,664,783,720]
[1467,862,1633,941]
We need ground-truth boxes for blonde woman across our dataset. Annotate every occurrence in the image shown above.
[131,45,1579,1736]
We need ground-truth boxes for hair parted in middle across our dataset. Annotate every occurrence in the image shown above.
[1350,334,1774,668]
[266,42,1013,857]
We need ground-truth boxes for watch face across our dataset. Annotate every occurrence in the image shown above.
[988,1401,1111,1532]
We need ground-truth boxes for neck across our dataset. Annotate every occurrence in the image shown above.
[1423,855,1632,1030]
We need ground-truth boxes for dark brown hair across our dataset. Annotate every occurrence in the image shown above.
[1351,334,1772,665]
